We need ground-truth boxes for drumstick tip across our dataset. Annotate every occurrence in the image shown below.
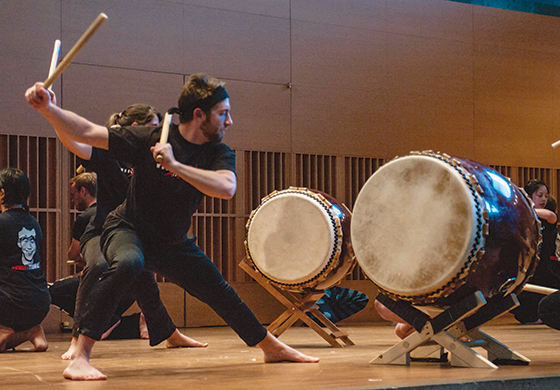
[552,140,560,148]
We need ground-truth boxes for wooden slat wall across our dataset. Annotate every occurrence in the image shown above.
[3,136,560,327]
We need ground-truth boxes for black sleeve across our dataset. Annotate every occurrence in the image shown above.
[209,144,236,174]
[72,211,92,241]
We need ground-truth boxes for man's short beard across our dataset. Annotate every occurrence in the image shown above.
[201,119,222,143]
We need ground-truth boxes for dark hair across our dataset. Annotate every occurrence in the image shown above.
[70,172,97,197]
[546,195,557,213]
[105,104,162,127]
[0,168,31,210]
[524,179,548,198]
[177,73,226,123]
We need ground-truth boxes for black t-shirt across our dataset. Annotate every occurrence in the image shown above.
[72,203,97,241]
[540,217,558,261]
[80,147,132,246]
[105,123,236,245]
[0,208,50,314]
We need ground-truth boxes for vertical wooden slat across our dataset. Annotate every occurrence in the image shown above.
[0,135,7,168]
[28,137,38,209]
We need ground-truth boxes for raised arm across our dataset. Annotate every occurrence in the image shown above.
[25,82,108,151]
[57,132,93,160]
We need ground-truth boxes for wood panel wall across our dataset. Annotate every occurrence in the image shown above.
[3,0,560,327]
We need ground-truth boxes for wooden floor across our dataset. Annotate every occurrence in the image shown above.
[3,314,560,390]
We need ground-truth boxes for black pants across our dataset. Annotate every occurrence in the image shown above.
[77,226,267,347]
[49,274,141,339]
[512,258,560,324]
[539,291,560,330]
[73,235,176,345]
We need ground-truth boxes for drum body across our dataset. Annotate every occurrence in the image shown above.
[351,151,541,307]
[245,187,356,292]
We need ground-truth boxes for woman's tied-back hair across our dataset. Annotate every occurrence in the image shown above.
[177,73,226,123]
[105,104,162,127]
[0,168,31,211]
[70,172,98,198]
[545,195,557,213]
[524,179,548,198]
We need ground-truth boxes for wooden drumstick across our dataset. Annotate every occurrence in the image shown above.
[523,283,558,295]
[43,13,108,89]
[552,140,560,148]
[156,112,173,163]
[47,40,61,91]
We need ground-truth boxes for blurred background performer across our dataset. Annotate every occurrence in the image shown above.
[512,180,560,324]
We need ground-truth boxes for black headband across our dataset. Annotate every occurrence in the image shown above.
[181,86,229,114]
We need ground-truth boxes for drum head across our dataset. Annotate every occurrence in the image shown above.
[351,155,481,298]
[246,191,337,285]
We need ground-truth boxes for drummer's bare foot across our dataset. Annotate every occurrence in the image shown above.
[139,313,149,340]
[258,331,319,363]
[166,329,208,348]
[62,337,77,360]
[63,357,107,381]
[0,325,15,353]
[63,335,106,381]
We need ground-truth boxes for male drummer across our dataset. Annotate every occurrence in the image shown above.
[26,74,319,381]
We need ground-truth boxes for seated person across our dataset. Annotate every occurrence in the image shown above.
[512,181,560,324]
[0,168,51,352]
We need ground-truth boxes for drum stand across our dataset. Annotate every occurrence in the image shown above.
[372,291,530,368]
[239,258,355,348]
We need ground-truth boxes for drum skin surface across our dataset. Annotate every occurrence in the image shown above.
[245,187,355,292]
[351,152,540,307]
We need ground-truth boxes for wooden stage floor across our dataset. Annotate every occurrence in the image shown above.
[3,315,560,390]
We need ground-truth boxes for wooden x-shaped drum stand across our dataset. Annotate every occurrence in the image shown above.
[372,292,530,368]
[239,258,354,348]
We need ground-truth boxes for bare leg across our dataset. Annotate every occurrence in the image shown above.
[62,337,77,360]
[258,331,319,363]
[165,328,208,348]
[0,324,15,353]
[139,313,149,340]
[63,334,107,381]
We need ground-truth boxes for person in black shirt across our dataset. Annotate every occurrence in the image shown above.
[0,168,50,352]
[512,180,560,324]
[26,74,319,381]
[50,104,206,362]
[68,172,97,264]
